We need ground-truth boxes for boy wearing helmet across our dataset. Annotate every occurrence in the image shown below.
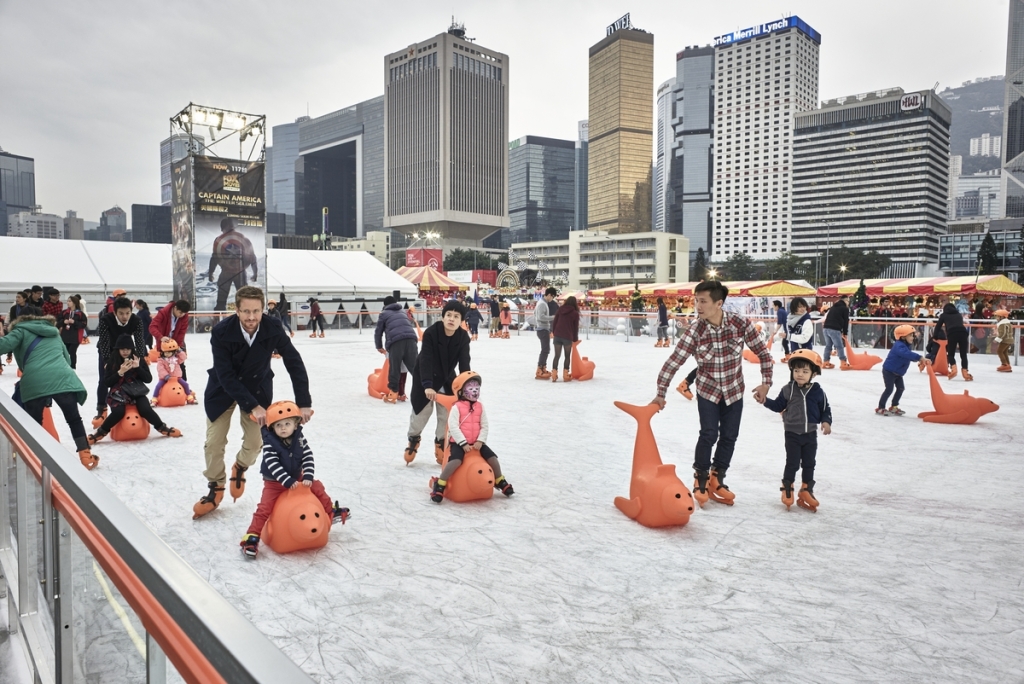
[430,371,514,502]
[240,401,349,558]
[994,310,1013,372]
[763,350,832,512]
[153,338,196,404]
[877,325,928,417]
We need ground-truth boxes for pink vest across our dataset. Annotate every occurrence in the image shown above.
[452,400,482,444]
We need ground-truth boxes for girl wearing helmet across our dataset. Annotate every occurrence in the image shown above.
[877,325,927,417]
[240,401,349,559]
[153,338,196,404]
[430,371,514,502]
[763,349,832,512]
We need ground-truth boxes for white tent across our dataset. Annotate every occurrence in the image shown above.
[265,250,415,299]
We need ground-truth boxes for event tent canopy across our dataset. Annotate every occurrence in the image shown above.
[816,276,1024,298]
[588,280,815,298]
[266,250,415,298]
[395,266,468,291]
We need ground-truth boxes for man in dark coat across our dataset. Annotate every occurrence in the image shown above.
[821,294,850,369]
[403,300,470,464]
[194,286,312,519]
[93,297,147,424]
[374,296,419,401]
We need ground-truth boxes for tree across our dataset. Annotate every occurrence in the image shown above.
[978,232,999,275]
[852,279,870,317]
[826,246,891,282]
[692,247,708,281]
[723,251,756,280]
[443,248,496,272]
[763,251,811,280]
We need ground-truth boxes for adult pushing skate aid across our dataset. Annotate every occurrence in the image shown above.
[612,401,694,528]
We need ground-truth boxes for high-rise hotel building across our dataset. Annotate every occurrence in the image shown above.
[711,16,820,259]
[588,18,654,234]
[384,23,509,246]
[792,89,951,277]
[1001,0,1024,217]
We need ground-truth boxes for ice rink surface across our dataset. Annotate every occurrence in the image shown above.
[4,327,1022,683]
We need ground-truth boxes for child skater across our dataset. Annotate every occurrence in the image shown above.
[499,302,512,339]
[876,325,928,417]
[763,350,832,512]
[466,302,483,341]
[88,335,183,444]
[240,401,349,558]
[430,371,514,502]
[152,338,197,404]
[994,309,1013,373]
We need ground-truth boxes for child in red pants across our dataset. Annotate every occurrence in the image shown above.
[240,401,349,558]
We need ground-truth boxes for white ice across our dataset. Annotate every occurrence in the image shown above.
[3,327,1022,683]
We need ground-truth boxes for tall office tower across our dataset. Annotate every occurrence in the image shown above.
[948,154,963,219]
[384,22,509,248]
[588,16,654,234]
[266,117,307,234]
[792,89,951,278]
[64,210,85,240]
[506,135,576,246]
[653,77,676,232]
[99,205,127,242]
[711,16,820,259]
[0,148,35,237]
[159,134,203,206]
[1003,0,1024,217]
[296,101,382,239]
[575,120,589,231]
[669,45,715,260]
[130,204,172,243]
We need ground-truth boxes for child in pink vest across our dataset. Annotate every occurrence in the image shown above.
[153,339,196,403]
[431,371,514,502]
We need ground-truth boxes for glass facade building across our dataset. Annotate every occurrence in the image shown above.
[653,77,676,233]
[940,218,1022,274]
[1002,0,1024,217]
[130,204,172,244]
[587,27,654,234]
[0,150,35,236]
[575,120,589,232]
[503,136,576,248]
[159,134,202,206]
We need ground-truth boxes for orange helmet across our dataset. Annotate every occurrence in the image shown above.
[451,371,481,398]
[268,299,277,306]
[160,339,180,353]
[994,309,1010,318]
[893,325,916,340]
[787,349,822,375]
[470,303,477,309]
[266,401,302,427]
[112,288,127,297]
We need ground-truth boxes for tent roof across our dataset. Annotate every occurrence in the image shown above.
[817,276,1024,297]
[267,250,416,297]
[395,266,468,290]
[587,280,815,298]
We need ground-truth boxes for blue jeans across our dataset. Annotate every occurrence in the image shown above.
[879,370,905,409]
[822,328,847,362]
[694,396,743,473]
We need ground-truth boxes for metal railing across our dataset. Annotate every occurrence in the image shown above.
[0,392,314,684]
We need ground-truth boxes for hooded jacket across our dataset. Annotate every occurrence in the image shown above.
[374,302,419,351]
[764,380,832,434]
[0,317,87,405]
[882,339,923,375]
[552,304,580,342]
[933,303,965,340]
[823,300,849,333]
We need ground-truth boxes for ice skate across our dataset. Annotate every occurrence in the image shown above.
[562,369,572,382]
[192,483,225,519]
[434,438,445,464]
[996,364,1013,373]
[240,534,260,559]
[551,370,558,382]
[874,407,888,416]
[780,480,794,510]
[821,362,835,369]
[797,482,818,512]
[397,393,408,402]
[708,468,735,505]
[494,476,515,497]
[186,392,197,404]
[309,332,317,338]
[947,364,957,380]
[961,368,973,381]
[403,435,421,464]
[91,408,107,429]
[332,501,350,525]
[840,361,852,370]
[887,406,905,416]
[228,462,247,500]
[87,430,107,446]
[676,379,693,400]
[78,446,99,470]
[384,391,398,404]
[535,366,552,380]
[158,426,183,437]
[318,332,325,338]
[692,469,710,507]
[430,477,446,503]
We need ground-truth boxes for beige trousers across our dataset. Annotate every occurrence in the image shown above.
[203,404,263,485]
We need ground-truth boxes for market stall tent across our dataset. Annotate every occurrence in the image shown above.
[817,276,1024,298]
[588,280,815,298]
[395,266,468,291]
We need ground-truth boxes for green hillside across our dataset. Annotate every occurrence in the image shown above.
[938,77,1004,174]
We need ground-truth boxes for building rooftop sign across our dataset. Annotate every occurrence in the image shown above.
[606,13,632,36]
[712,15,821,48]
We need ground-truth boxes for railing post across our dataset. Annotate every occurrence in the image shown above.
[54,513,73,683]
[0,437,10,618]
[147,630,168,684]
[41,468,55,614]
[1016,326,1021,367]
[15,455,35,619]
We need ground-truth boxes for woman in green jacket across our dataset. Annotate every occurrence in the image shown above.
[0,315,97,469]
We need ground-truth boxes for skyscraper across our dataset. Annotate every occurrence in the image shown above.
[711,16,820,259]
[0,148,35,237]
[792,89,951,278]
[575,120,589,232]
[99,205,127,242]
[588,15,654,235]
[1002,0,1024,217]
[669,45,715,260]
[384,22,509,247]
[653,77,676,233]
[159,134,203,206]
[266,117,307,233]
[505,135,576,246]
[131,204,172,244]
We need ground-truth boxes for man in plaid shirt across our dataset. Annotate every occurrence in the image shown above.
[652,281,773,506]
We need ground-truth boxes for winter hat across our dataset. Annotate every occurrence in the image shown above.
[383,295,397,307]
[114,334,134,350]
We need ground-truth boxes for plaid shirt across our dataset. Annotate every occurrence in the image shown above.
[656,311,773,405]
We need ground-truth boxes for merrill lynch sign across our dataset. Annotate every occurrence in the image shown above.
[607,13,632,35]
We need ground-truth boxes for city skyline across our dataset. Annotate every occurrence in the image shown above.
[0,0,1008,225]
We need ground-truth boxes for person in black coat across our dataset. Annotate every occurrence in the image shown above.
[821,295,850,368]
[934,302,970,379]
[134,300,153,350]
[194,286,312,519]
[93,298,147,423]
[403,300,471,464]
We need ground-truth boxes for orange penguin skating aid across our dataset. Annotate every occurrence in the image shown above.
[429,393,495,503]
[155,377,189,407]
[261,486,332,554]
[841,335,883,371]
[110,404,152,441]
[613,401,694,528]
[367,357,391,399]
[918,362,999,424]
[570,341,596,381]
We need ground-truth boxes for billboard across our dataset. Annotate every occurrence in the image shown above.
[406,248,443,269]
[171,155,266,312]
[712,15,821,48]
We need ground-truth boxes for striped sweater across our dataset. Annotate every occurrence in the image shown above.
[259,425,314,488]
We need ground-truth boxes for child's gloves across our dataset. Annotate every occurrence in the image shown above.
[917,358,930,371]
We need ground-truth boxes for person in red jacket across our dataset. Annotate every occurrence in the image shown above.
[41,287,64,321]
[150,299,192,379]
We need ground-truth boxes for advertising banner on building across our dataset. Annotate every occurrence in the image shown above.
[190,156,266,312]
[170,158,194,303]
[406,248,443,269]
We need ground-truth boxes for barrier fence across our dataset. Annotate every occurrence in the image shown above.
[0,392,314,684]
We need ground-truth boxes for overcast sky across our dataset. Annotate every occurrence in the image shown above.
[0,0,1010,226]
